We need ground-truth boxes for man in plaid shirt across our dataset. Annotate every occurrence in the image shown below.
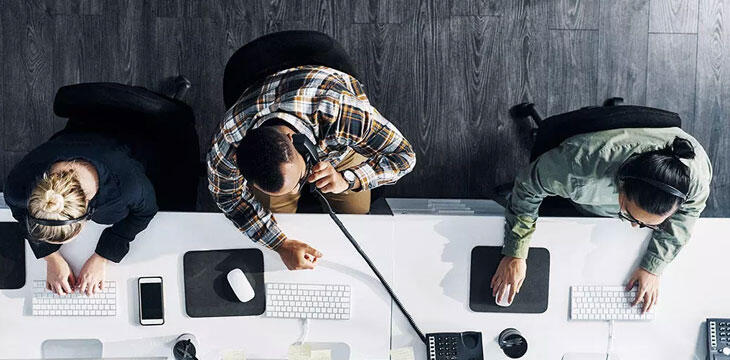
[207,65,416,270]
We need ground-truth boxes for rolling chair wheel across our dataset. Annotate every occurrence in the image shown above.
[603,97,624,107]
[510,102,543,126]
[509,102,536,118]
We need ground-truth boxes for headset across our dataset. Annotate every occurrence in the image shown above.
[618,175,688,201]
[24,207,94,241]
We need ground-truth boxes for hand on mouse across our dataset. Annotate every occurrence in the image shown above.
[490,256,527,304]
[44,251,75,295]
[276,238,323,270]
[627,267,659,313]
[76,253,108,296]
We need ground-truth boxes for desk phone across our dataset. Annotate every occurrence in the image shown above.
[708,318,730,359]
[427,332,483,360]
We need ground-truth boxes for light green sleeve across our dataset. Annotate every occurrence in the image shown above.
[641,176,710,274]
[502,145,580,259]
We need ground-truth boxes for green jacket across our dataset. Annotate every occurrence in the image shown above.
[503,127,712,274]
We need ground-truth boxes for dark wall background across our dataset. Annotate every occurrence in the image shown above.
[1,0,728,215]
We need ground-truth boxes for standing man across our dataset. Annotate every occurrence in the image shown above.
[208,33,415,271]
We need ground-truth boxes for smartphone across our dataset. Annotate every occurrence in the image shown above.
[138,276,164,326]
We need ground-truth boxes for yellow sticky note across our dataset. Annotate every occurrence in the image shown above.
[222,350,247,360]
[288,344,312,360]
[310,349,331,360]
[389,347,415,360]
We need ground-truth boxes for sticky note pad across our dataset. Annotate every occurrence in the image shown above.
[310,349,331,360]
[222,350,247,360]
[390,347,415,360]
[288,344,312,360]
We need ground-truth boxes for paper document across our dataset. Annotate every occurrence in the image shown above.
[390,347,415,360]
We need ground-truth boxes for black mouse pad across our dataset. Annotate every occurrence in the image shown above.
[0,222,26,289]
[469,246,549,313]
[183,249,265,318]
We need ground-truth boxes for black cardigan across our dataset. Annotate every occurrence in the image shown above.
[3,130,158,263]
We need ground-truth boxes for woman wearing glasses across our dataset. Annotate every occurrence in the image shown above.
[2,81,198,296]
[491,130,712,313]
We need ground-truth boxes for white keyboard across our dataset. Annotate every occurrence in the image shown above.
[32,280,117,317]
[265,282,351,320]
[570,285,654,321]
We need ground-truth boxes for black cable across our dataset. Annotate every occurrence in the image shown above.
[312,189,428,344]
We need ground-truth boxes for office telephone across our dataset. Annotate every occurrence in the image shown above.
[708,318,730,360]
[427,332,483,360]
[292,133,485,360]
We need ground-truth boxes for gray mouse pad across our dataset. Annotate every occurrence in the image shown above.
[469,246,550,313]
[183,249,265,318]
[0,222,26,289]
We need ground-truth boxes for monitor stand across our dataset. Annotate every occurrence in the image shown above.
[42,339,103,359]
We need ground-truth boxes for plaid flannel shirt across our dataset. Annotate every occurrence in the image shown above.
[207,65,416,249]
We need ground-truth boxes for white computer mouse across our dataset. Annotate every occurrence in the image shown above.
[496,284,512,307]
[227,268,255,302]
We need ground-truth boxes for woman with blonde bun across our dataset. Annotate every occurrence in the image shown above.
[3,80,199,296]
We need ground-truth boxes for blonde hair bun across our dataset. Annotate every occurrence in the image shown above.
[42,189,66,214]
[27,169,88,243]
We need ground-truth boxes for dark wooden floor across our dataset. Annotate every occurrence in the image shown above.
[1,0,728,216]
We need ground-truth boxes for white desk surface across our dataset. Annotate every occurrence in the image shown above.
[0,211,395,360]
[2,210,729,360]
[389,215,730,360]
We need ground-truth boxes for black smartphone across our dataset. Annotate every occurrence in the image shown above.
[138,276,164,326]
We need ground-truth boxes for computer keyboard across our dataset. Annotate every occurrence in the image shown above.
[32,280,117,317]
[570,285,654,321]
[265,282,351,320]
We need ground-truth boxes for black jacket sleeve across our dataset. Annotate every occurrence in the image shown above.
[94,177,158,263]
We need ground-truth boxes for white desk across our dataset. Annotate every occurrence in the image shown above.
[0,211,395,360]
[2,209,729,360]
[389,215,730,360]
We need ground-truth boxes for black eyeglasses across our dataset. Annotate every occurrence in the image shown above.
[618,211,664,232]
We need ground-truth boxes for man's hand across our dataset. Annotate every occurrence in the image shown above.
[45,252,75,295]
[76,253,108,296]
[490,256,527,304]
[627,267,660,313]
[276,239,323,270]
[307,161,352,194]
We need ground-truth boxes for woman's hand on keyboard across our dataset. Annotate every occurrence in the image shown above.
[76,253,108,296]
[44,252,76,295]
[491,256,527,304]
[627,267,660,314]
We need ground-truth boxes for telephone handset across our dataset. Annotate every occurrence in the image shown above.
[292,133,320,168]
[291,134,484,360]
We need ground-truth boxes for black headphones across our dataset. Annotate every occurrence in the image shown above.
[24,207,94,242]
[618,175,687,201]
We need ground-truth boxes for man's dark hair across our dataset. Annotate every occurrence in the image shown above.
[235,126,294,193]
[617,137,695,215]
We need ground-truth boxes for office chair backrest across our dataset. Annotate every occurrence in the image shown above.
[222,30,357,110]
[54,83,186,120]
[530,105,682,162]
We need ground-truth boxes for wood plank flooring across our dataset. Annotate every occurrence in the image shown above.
[1,0,728,216]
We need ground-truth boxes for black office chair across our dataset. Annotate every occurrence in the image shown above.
[223,31,368,213]
[496,97,682,216]
[223,30,358,110]
[53,81,200,211]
